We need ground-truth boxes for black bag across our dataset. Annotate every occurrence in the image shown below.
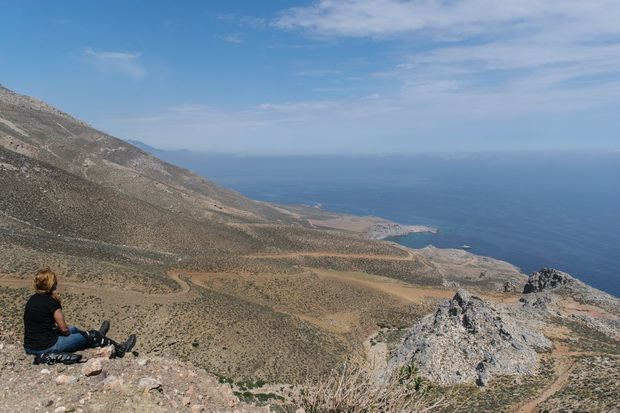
[33,350,82,365]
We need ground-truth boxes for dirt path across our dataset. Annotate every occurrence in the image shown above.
[245,248,451,285]
[1,267,455,308]
[512,341,576,413]
[0,270,195,304]
[312,268,456,304]
[244,251,413,260]
[2,265,518,310]
[453,257,477,267]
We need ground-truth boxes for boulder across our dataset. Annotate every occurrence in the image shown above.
[101,375,123,391]
[93,345,115,359]
[81,358,103,376]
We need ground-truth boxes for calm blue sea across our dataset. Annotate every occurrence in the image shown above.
[145,148,620,298]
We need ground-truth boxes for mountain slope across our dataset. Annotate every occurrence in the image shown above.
[0,145,258,254]
[1,85,417,259]
[0,85,296,226]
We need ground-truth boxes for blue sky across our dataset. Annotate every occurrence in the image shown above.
[1,0,619,155]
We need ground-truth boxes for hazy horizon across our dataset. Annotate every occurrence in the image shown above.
[141,148,619,297]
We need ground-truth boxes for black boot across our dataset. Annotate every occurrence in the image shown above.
[116,334,137,357]
[80,330,136,357]
[80,329,104,348]
[99,320,110,336]
[80,324,110,347]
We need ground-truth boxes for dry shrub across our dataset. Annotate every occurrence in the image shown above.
[295,362,451,413]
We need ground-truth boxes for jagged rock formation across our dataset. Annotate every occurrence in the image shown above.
[389,289,551,386]
[523,268,576,293]
[521,268,620,315]
[520,268,620,339]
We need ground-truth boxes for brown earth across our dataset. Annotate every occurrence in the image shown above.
[0,260,524,384]
[2,260,619,412]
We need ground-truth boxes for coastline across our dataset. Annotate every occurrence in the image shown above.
[266,202,439,242]
[364,223,438,240]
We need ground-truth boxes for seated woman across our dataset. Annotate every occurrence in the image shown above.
[23,268,136,364]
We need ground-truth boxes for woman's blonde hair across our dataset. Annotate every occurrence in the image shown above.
[34,268,61,304]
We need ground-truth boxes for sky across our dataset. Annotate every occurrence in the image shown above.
[1,0,619,155]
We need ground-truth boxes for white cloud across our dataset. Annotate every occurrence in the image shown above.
[272,0,620,125]
[296,69,341,76]
[274,0,620,40]
[221,33,245,43]
[239,16,266,29]
[94,1,619,154]
[257,100,338,111]
[99,88,617,155]
[168,104,212,112]
[86,49,141,60]
[83,47,145,80]
[217,14,266,29]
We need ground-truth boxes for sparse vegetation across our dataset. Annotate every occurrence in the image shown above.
[294,362,449,413]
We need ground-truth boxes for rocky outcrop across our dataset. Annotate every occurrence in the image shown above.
[521,268,620,317]
[389,290,551,386]
[523,268,576,293]
[520,268,620,341]
[417,246,528,293]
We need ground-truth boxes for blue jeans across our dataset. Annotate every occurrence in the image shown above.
[24,326,88,355]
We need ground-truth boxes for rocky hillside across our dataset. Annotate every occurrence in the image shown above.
[0,85,288,225]
[0,335,271,413]
[389,289,551,386]
[385,268,620,411]
[1,85,419,260]
[0,146,258,255]
[522,268,620,316]
[520,268,620,340]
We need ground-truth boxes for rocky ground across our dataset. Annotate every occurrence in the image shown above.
[0,337,274,413]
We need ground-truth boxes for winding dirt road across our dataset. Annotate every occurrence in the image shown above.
[0,271,194,304]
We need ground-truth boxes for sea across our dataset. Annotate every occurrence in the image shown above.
[144,148,620,298]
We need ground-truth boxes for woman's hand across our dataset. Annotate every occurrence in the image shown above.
[53,308,70,335]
